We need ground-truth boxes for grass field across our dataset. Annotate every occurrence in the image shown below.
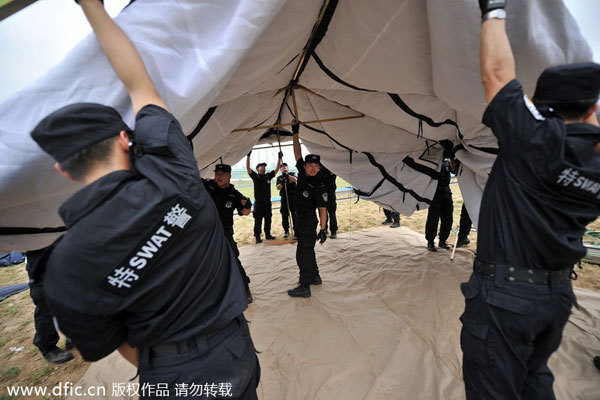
[1,177,599,399]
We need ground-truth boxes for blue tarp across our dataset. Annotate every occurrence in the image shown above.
[0,251,25,267]
[0,282,29,302]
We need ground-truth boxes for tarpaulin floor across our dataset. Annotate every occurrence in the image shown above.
[72,227,600,399]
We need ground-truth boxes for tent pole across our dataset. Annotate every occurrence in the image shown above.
[0,0,38,22]
[232,114,364,133]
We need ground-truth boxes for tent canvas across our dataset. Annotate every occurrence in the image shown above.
[0,0,593,251]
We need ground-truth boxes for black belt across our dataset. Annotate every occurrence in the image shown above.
[473,260,571,285]
[148,317,241,357]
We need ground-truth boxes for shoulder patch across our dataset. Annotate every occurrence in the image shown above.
[523,94,545,121]
[99,197,198,295]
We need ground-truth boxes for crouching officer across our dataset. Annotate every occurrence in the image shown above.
[31,1,260,398]
[288,123,328,298]
[459,1,600,399]
[203,164,254,303]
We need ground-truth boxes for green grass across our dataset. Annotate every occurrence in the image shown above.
[0,367,20,382]
[29,365,53,385]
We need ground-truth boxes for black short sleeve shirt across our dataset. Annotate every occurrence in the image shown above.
[295,159,327,219]
[478,80,600,269]
[249,170,275,205]
[44,105,246,361]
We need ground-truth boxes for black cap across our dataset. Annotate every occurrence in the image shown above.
[256,162,267,169]
[214,164,231,173]
[533,62,600,104]
[305,154,320,164]
[31,103,130,163]
[281,162,288,167]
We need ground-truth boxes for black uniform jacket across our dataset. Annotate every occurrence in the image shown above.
[44,105,246,361]
[295,159,328,222]
[203,179,249,236]
[479,79,600,269]
[276,172,297,198]
[320,166,337,194]
[249,170,275,206]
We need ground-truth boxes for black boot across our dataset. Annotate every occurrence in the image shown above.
[390,221,400,228]
[311,274,322,285]
[427,241,437,252]
[382,219,392,225]
[283,231,289,239]
[594,356,600,372]
[438,241,451,250]
[456,237,471,248]
[287,284,311,298]
[329,232,337,239]
[265,234,276,240]
[42,346,73,364]
[255,236,262,244]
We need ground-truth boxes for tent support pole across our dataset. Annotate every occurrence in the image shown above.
[232,114,364,133]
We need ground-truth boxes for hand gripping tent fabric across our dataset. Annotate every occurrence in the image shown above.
[0,0,593,250]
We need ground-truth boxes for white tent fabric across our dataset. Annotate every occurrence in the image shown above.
[0,0,593,250]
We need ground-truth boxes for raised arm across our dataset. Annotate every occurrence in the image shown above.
[274,152,283,173]
[246,153,253,176]
[292,123,302,162]
[479,1,515,103]
[79,0,167,114]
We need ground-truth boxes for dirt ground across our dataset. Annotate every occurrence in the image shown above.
[1,181,599,399]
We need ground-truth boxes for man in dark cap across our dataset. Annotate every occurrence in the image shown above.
[276,162,298,239]
[287,124,328,298]
[203,164,254,303]
[246,152,282,243]
[30,1,260,398]
[459,1,600,399]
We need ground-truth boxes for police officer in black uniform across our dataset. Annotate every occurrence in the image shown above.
[459,1,600,398]
[31,1,259,398]
[382,208,400,228]
[456,204,472,248]
[246,152,282,243]
[287,123,328,298]
[276,162,298,239]
[320,165,338,238]
[26,246,74,364]
[425,157,453,251]
[203,164,254,303]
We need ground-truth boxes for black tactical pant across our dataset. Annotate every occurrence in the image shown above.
[29,282,59,353]
[383,208,400,223]
[460,267,575,400]
[325,192,338,233]
[280,196,297,234]
[253,203,272,238]
[425,186,453,243]
[139,315,260,400]
[458,204,472,240]
[296,215,319,286]
[225,233,250,290]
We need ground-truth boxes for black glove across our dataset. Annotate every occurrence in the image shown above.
[317,229,327,244]
[247,150,252,157]
[479,0,506,17]
[278,151,284,159]
[292,123,300,134]
[243,198,252,209]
